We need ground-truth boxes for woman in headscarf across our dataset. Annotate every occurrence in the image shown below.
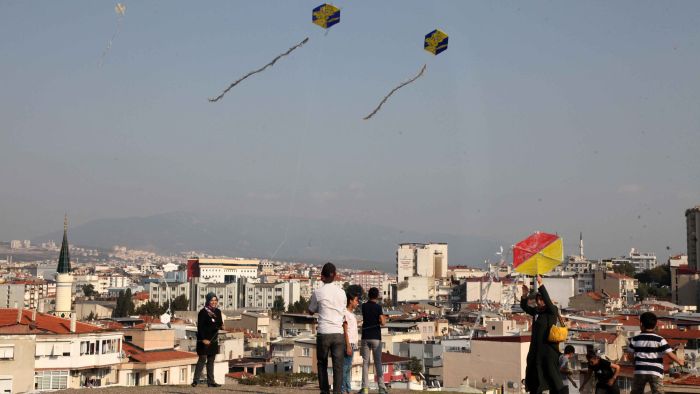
[521,275,567,394]
[192,292,223,387]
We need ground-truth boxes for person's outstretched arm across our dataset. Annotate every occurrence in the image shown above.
[520,284,537,316]
[537,275,557,315]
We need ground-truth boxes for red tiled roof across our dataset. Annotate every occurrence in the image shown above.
[584,292,603,301]
[577,332,619,344]
[100,321,125,330]
[606,272,634,280]
[658,328,700,340]
[601,316,641,326]
[0,309,104,334]
[380,352,411,364]
[668,375,700,386]
[133,291,150,301]
[9,280,47,285]
[122,342,197,364]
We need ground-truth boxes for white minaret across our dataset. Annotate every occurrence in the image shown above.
[54,214,73,318]
[579,232,584,259]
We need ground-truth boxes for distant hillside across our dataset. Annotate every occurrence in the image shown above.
[33,212,498,272]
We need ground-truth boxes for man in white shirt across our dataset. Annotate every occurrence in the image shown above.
[309,262,347,394]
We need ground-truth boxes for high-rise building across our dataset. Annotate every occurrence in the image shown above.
[244,281,301,310]
[687,206,700,271]
[396,243,448,282]
[351,271,387,292]
[54,215,73,318]
[186,258,259,283]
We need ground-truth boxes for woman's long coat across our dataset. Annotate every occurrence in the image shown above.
[196,307,223,356]
[521,285,566,394]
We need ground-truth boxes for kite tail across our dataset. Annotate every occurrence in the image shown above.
[363,64,427,120]
[99,16,123,68]
[208,37,310,102]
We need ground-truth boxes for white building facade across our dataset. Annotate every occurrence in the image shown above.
[244,281,301,309]
[397,243,448,282]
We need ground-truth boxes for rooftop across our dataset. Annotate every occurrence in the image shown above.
[122,342,198,364]
[0,308,105,335]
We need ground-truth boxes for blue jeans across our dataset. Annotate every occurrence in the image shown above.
[342,352,354,393]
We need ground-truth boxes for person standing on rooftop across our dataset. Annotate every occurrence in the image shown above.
[521,275,567,394]
[628,312,684,394]
[192,292,223,387]
[309,262,347,394]
[360,287,388,394]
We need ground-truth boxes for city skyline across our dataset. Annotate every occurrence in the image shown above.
[1,1,699,264]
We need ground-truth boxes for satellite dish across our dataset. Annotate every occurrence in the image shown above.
[160,312,171,325]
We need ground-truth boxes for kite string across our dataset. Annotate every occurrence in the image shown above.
[269,146,302,260]
[270,120,308,260]
[99,15,123,68]
[209,37,310,102]
[363,64,427,120]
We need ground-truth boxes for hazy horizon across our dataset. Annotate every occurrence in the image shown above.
[2,1,699,263]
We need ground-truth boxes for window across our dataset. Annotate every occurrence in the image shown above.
[300,366,312,373]
[127,372,140,386]
[302,347,311,357]
[35,371,68,390]
[382,365,388,374]
[0,346,14,360]
[162,370,169,384]
[148,373,154,385]
[180,367,187,383]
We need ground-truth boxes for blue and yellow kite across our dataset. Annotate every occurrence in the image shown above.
[312,3,340,29]
[424,29,448,55]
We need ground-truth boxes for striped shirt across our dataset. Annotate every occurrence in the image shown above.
[627,333,672,377]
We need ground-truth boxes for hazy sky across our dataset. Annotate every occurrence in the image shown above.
[1,1,699,261]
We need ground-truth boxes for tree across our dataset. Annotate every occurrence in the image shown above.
[86,311,96,321]
[287,296,310,314]
[637,282,671,301]
[635,266,671,287]
[637,284,650,300]
[407,356,423,376]
[272,296,286,316]
[81,284,96,298]
[613,262,636,277]
[113,289,136,318]
[170,295,189,311]
[135,300,165,316]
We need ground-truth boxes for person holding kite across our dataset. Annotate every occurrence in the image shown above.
[521,275,568,394]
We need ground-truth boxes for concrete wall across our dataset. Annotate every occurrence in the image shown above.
[0,284,25,309]
[0,335,36,394]
[541,276,575,308]
[397,276,434,302]
[442,338,528,390]
[671,267,699,306]
[126,329,174,351]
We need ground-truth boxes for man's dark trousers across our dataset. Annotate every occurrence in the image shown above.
[316,333,345,394]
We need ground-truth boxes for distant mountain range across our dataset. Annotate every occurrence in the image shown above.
[33,212,499,272]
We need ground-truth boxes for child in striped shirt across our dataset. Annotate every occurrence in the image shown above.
[627,312,684,394]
